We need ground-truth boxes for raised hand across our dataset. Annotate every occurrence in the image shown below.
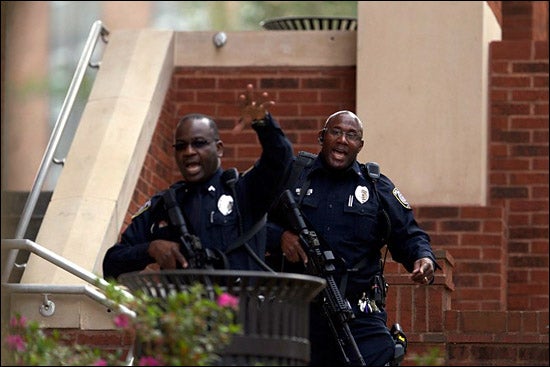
[234,83,275,133]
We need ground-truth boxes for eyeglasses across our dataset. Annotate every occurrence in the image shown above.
[325,128,362,142]
[172,138,217,151]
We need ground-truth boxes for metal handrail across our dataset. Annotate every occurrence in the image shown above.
[3,20,109,283]
[3,284,135,317]
[1,238,135,317]
[1,21,131,364]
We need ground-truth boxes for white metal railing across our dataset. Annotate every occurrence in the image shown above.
[1,20,134,364]
[1,238,135,317]
[1,20,136,318]
[3,20,109,284]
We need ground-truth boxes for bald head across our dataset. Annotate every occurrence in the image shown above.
[323,110,363,133]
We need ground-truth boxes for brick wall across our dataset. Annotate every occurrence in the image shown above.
[502,1,549,41]
[490,40,549,312]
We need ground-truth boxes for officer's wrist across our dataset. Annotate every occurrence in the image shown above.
[252,113,268,127]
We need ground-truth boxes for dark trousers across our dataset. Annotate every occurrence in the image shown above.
[308,302,395,366]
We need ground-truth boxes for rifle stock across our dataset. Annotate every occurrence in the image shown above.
[162,188,226,269]
[277,189,366,366]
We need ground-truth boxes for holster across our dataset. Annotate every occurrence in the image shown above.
[344,273,389,310]
[371,274,388,307]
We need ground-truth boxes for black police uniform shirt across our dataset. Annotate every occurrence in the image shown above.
[103,114,293,280]
[267,155,437,297]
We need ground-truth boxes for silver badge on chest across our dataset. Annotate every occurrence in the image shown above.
[217,194,234,216]
[354,185,370,204]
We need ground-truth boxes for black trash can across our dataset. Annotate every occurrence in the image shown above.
[119,270,326,366]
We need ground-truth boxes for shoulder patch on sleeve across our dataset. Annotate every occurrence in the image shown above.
[392,188,412,209]
[132,200,152,219]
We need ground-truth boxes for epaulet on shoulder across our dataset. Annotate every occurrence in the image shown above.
[297,150,317,161]
[133,184,182,219]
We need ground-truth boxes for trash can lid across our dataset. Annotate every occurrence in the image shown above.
[119,269,327,301]
[260,16,357,31]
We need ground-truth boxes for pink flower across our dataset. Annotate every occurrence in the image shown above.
[5,334,26,352]
[10,315,27,328]
[217,293,239,309]
[138,356,163,366]
[113,314,131,328]
[92,358,108,366]
[9,316,18,328]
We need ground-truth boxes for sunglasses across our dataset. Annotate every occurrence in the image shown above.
[172,138,218,151]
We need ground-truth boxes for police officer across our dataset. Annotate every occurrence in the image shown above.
[103,84,293,280]
[266,110,439,366]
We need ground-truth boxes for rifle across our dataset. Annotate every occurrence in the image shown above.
[276,189,366,366]
[162,188,228,270]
